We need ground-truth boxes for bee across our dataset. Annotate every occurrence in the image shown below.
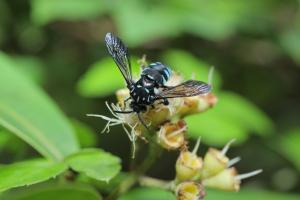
[105,32,211,127]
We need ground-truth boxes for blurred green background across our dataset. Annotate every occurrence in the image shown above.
[0,0,300,199]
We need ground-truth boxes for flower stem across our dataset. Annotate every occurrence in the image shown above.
[139,176,173,190]
[106,136,162,200]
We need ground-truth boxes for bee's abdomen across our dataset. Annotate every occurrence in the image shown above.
[143,62,171,85]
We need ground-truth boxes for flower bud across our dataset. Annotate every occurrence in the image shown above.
[176,181,206,200]
[203,168,240,192]
[175,138,202,182]
[176,93,217,117]
[200,148,229,179]
[176,151,203,182]
[157,120,186,150]
[144,104,171,127]
[116,88,130,109]
[200,140,235,179]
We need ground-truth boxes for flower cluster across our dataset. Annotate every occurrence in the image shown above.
[174,139,262,200]
[89,70,261,199]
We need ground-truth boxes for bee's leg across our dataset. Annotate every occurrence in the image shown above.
[121,97,131,109]
[163,98,169,105]
[156,98,169,106]
[124,97,131,103]
[137,112,150,131]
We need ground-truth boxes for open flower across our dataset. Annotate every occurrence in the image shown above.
[176,181,206,200]
[157,120,187,150]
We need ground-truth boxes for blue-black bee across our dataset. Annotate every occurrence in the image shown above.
[105,32,211,127]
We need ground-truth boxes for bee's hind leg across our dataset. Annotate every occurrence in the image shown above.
[137,112,150,131]
[156,98,169,106]
[163,98,169,105]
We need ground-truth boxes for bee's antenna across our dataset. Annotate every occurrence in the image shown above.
[113,110,134,114]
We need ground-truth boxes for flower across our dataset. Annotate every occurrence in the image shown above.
[203,168,263,192]
[175,138,203,181]
[176,181,206,200]
[200,139,235,179]
[157,120,187,150]
[172,138,262,195]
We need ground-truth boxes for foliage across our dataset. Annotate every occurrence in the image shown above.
[0,53,79,161]
[277,128,300,171]
[0,185,102,200]
[0,159,67,192]
[66,148,121,182]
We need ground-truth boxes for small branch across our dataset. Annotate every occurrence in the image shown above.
[139,176,173,190]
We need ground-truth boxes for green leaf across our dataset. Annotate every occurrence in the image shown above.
[113,0,181,46]
[88,172,128,194]
[0,53,79,161]
[66,148,121,182]
[162,50,222,90]
[0,185,101,200]
[114,0,270,45]
[206,189,300,200]
[11,56,46,85]
[77,57,140,97]
[181,0,258,40]
[30,0,107,25]
[0,159,67,192]
[71,119,97,148]
[118,187,176,200]
[278,128,300,171]
[187,91,274,146]
[280,29,300,65]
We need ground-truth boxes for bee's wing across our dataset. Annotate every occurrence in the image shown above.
[156,80,211,99]
[105,33,133,84]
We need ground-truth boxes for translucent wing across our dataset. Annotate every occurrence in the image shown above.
[105,32,132,84]
[157,80,211,99]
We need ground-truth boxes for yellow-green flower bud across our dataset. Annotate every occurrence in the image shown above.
[200,148,229,179]
[176,150,203,182]
[116,88,130,109]
[200,139,235,179]
[176,181,206,200]
[203,167,240,192]
[144,104,171,128]
[176,93,217,117]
